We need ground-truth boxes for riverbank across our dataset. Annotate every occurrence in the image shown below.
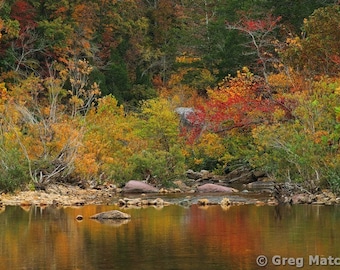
[0,180,339,208]
[0,182,263,207]
[0,183,118,207]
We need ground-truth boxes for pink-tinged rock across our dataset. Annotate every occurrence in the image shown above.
[122,180,159,193]
[197,183,238,193]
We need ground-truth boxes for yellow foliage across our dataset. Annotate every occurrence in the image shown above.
[175,54,201,64]
[196,133,225,159]
[162,66,215,106]
[267,73,292,91]
[334,86,340,96]
[75,95,144,181]
[0,82,7,101]
[273,108,286,122]
[69,95,84,106]
[194,158,203,165]
[286,36,302,49]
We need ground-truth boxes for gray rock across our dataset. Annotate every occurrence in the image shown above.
[175,107,195,126]
[197,183,238,193]
[122,180,159,193]
[291,194,314,204]
[227,171,256,184]
[186,169,203,180]
[90,210,131,220]
[253,171,266,178]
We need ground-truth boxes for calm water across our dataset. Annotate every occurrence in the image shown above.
[0,203,340,270]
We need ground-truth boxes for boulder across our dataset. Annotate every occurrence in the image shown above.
[122,180,159,193]
[175,107,195,126]
[186,169,203,180]
[197,183,238,193]
[90,210,131,220]
[227,170,256,184]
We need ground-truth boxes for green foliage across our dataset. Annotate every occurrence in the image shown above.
[138,98,180,151]
[185,132,230,172]
[104,61,130,101]
[252,123,323,186]
[252,77,340,190]
[0,146,28,192]
[38,18,73,50]
[133,98,186,184]
[260,0,335,32]
[130,147,185,187]
[128,84,157,108]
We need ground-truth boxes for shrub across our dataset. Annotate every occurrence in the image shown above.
[0,147,28,192]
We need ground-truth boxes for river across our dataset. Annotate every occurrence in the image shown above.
[0,203,339,270]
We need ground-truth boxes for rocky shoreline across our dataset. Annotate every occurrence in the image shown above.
[0,169,339,208]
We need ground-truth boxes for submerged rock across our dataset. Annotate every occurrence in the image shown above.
[197,183,238,193]
[220,197,231,206]
[197,198,210,206]
[122,180,159,193]
[90,210,131,220]
[118,197,169,207]
[76,215,84,221]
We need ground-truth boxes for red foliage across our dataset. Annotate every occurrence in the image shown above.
[182,71,289,143]
[243,20,266,31]
[330,54,340,65]
[10,0,37,31]
[241,15,282,32]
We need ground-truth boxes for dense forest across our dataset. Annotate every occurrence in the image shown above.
[0,0,339,193]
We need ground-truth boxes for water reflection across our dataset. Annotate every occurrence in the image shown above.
[0,204,339,269]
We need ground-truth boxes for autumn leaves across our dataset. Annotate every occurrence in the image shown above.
[0,1,339,193]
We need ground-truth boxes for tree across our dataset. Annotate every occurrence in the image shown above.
[75,95,142,183]
[132,98,186,184]
[185,68,288,139]
[260,0,337,33]
[225,13,282,82]
[0,57,101,189]
[282,4,340,77]
[186,0,256,78]
[10,0,37,31]
[252,76,340,191]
